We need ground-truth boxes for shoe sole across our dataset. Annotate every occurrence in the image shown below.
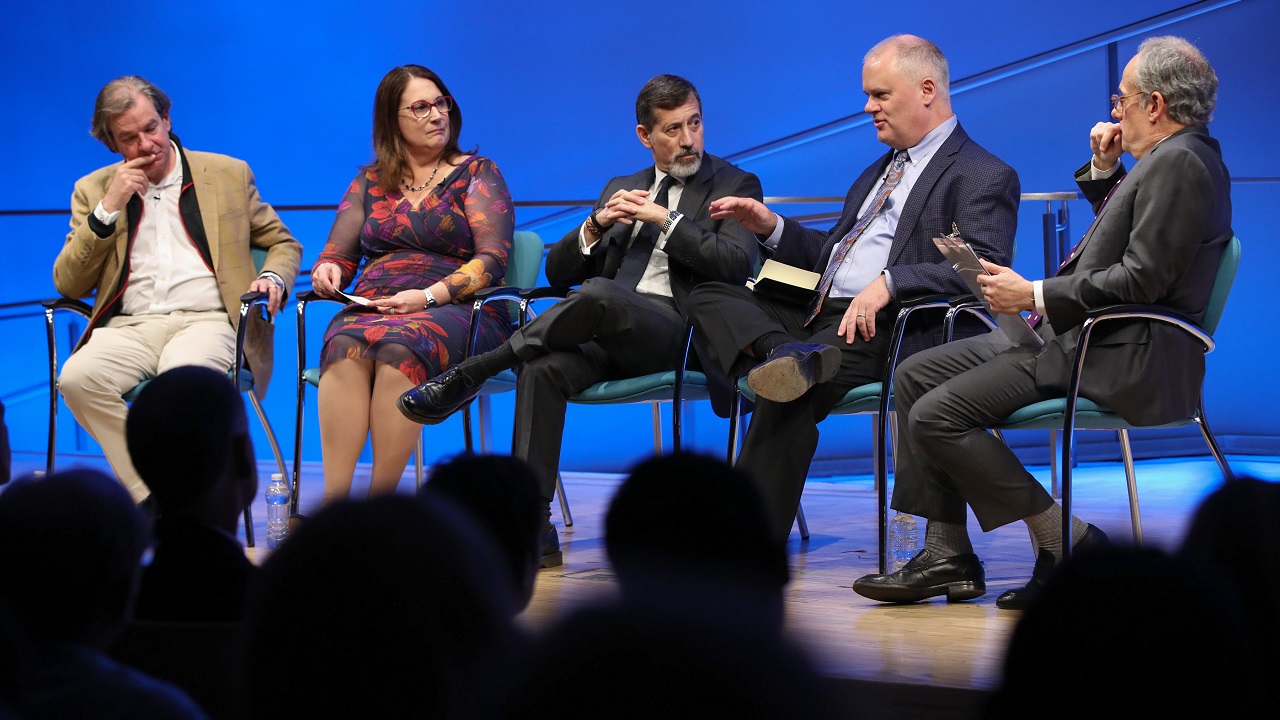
[539,551,563,569]
[747,345,842,403]
[396,394,467,426]
[852,580,986,604]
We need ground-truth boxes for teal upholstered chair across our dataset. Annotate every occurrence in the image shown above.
[563,324,709,455]
[464,299,708,526]
[987,235,1240,556]
[43,246,288,547]
[290,231,559,517]
[727,297,955,572]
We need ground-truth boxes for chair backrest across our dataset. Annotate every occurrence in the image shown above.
[1202,235,1240,336]
[509,231,543,288]
[504,231,544,323]
[251,245,268,274]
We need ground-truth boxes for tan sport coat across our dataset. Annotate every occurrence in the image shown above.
[53,142,302,398]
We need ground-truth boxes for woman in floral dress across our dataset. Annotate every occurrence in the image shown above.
[311,65,513,501]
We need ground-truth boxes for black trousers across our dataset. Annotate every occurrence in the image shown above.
[890,330,1057,531]
[509,278,685,504]
[686,282,896,540]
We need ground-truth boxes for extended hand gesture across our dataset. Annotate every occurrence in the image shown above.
[708,197,777,235]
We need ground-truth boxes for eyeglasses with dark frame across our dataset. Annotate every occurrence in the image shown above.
[1110,91,1146,114]
[402,96,453,120]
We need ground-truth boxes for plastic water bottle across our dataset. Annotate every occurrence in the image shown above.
[887,511,919,572]
[265,473,290,549]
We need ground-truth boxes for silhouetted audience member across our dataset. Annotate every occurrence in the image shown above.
[421,453,544,612]
[0,400,10,485]
[480,599,834,719]
[239,495,517,719]
[605,452,789,631]
[1179,476,1280,703]
[986,546,1261,717]
[1,599,27,718]
[0,469,207,719]
[125,366,258,622]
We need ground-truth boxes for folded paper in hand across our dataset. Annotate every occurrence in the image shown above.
[336,289,372,307]
[748,259,820,306]
[932,234,1044,348]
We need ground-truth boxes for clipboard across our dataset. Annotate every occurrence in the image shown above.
[932,231,1044,348]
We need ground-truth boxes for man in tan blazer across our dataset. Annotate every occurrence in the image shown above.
[54,76,301,503]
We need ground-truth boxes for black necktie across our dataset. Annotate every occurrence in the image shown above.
[615,174,678,291]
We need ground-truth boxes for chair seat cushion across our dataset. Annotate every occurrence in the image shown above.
[570,371,711,404]
[304,366,515,396]
[736,378,886,415]
[994,397,1192,430]
[124,369,254,402]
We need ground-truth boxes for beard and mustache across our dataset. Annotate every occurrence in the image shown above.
[667,148,703,179]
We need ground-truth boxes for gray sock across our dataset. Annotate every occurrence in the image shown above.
[1024,505,1091,562]
[924,520,973,557]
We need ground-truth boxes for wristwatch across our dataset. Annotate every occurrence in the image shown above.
[423,290,438,308]
[660,210,680,235]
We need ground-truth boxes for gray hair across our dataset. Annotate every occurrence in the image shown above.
[1133,36,1217,125]
[866,35,950,100]
[90,76,172,152]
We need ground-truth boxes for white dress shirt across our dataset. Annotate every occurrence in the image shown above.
[93,142,224,316]
[579,167,685,300]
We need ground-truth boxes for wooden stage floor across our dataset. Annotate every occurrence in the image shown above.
[15,451,1280,719]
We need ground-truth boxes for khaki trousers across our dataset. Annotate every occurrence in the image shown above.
[59,310,236,500]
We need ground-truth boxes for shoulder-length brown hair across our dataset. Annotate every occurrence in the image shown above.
[369,64,476,194]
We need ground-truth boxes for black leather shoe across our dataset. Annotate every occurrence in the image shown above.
[397,367,480,425]
[996,523,1109,610]
[852,548,986,603]
[540,524,563,569]
[747,342,842,403]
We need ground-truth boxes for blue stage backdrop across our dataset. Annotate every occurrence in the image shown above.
[1,0,1275,476]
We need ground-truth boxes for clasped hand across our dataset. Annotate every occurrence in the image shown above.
[595,187,667,229]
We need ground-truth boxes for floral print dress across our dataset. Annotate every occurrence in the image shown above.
[315,157,514,384]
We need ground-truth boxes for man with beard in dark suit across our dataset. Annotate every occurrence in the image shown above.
[398,74,763,567]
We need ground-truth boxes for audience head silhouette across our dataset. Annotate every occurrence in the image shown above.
[240,494,516,719]
[605,452,788,627]
[987,546,1258,716]
[481,599,833,719]
[1179,476,1280,701]
[421,453,544,611]
[0,469,149,647]
[127,366,256,532]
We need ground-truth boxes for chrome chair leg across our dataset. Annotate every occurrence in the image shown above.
[1118,429,1142,544]
[1049,429,1060,499]
[1195,401,1234,482]
[651,403,663,456]
[796,503,810,540]
[414,433,425,491]
[477,396,494,453]
[555,472,573,527]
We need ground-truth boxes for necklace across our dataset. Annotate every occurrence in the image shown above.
[402,160,443,193]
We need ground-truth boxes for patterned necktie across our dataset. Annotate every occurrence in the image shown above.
[616,174,678,291]
[1027,176,1124,328]
[806,150,910,324]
